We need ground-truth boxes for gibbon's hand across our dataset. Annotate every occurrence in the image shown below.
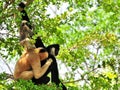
[46,59,53,65]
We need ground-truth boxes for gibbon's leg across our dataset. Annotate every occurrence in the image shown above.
[32,73,50,84]
[14,71,34,80]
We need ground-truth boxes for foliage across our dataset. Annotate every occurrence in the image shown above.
[0,73,62,90]
[0,0,120,89]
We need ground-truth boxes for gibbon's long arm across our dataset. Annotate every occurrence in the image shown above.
[18,2,31,27]
[21,10,30,22]
[29,54,52,79]
[18,2,32,29]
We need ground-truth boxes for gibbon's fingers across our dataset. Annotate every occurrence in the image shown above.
[46,59,53,65]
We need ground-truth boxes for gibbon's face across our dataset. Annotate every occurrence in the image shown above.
[46,44,60,56]
[39,48,48,61]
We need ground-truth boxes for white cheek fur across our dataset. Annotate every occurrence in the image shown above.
[50,48,55,56]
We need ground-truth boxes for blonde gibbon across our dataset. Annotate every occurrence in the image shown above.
[13,45,52,80]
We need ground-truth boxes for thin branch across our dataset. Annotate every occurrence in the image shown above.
[84,60,89,71]
[0,56,13,75]
[63,78,83,83]
[92,43,101,71]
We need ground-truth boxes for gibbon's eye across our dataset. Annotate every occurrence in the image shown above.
[39,48,47,53]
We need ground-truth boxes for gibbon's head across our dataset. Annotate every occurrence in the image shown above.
[38,48,49,61]
[20,38,35,50]
[20,20,33,41]
[21,20,30,29]
[46,44,60,56]
[21,20,32,30]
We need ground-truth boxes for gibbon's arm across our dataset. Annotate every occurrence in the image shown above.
[21,10,30,22]
[29,54,52,79]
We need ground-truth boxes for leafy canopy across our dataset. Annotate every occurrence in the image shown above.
[0,0,120,89]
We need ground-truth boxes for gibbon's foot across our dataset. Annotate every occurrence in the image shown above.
[32,76,50,85]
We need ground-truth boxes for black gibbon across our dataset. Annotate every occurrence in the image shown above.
[33,37,67,90]
[18,2,67,90]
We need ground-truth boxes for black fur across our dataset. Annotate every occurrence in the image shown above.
[34,36,67,90]
[18,2,32,29]
[47,44,59,56]
[35,37,60,56]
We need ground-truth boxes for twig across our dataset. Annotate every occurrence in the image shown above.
[92,43,101,71]
[84,60,89,71]
[0,56,13,75]
[63,78,82,84]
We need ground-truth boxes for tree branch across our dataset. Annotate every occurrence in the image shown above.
[63,78,83,83]
[0,56,13,75]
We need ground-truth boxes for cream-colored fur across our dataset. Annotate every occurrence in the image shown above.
[14,47,52,80]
